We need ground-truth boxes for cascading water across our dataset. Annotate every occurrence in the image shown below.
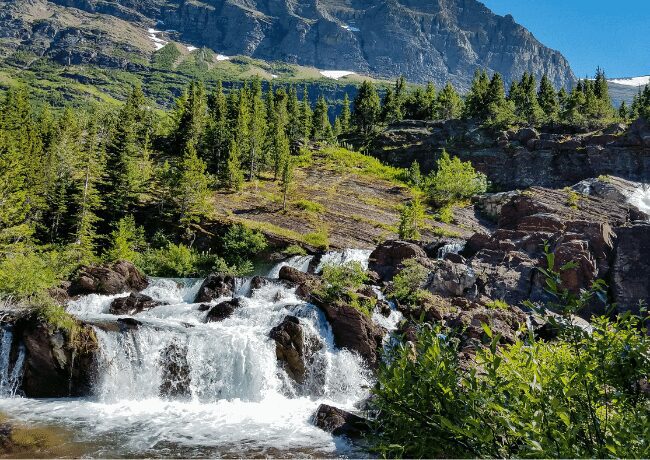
[315,249,373,274]
[629,183,650,219]
[437,242,466,259]
[0,251,384,457]
[0,326,25,397]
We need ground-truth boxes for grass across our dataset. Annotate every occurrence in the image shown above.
[318,146,408,186]
[283,244,308,257]
[294,199,325,214]
[304,228,330,250]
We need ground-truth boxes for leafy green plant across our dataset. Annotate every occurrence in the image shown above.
[485,299,509,310]
[220,224,268,266]
[104,216,146,264]
[304,227,329,250]
[294,199,325,214]
[0,251,59,298]
[138,243,252,277]
[391,258,430,305]
[283,244,308,257]
[426,150,488,206]
[318,261,368,303]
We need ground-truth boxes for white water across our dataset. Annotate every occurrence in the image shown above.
[437,242,466,259]
[628,184,650,219]
[315,249,372,274]
[267,255,314,279]
[0,258,378,457]
[0,327,24,397]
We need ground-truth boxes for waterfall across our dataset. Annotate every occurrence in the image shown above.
[314,249,373,274]
[266,255,314,278]
[437,242,466,259]
[0,260,378,456]
[629,184,650,219]
[0,326,25,397]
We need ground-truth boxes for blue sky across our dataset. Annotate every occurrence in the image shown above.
[480,0,650,78]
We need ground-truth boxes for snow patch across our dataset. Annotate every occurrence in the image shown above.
[342,24,360,32]
[216,54,230,61]
[187,45,198,52]
[147,28,168,51]
[609,76,650,87]
[271,74,278,79]
[320,70,356,80]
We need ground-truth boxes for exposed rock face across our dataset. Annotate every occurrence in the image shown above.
[312,404,369,438]
[310,295,385,368]
[205,299,241,323]
[612,223,650,314]
[13,314,99,398]
[371,120,650,191]
[269,316,307,384]
[109,293,160,316]
[278,266,321,299]
[369,240,427,282]
[17,0,575,88]
[159,341,191,398]
[195,274,235,303]
[69,261,148,296]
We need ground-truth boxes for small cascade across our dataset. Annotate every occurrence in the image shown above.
[0,326,25,397]
[370,286,403,334]
[437,242,466,259]
[267,255,314,278]
[629,183,650,219]
[315,249,373,273]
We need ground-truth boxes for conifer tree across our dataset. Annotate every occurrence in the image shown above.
[538,74,560,122]
[436,82,463,120]
[205,81,230,175]
[619,101,630,122]
[353,80,381,136]
[281,157,293,211]
[511,73,543,125]
[312,95,332,141]
[382,87,401,124]
[299,86,313,142]
[269,88,289,179]
[424,82,437,120]
[286,85,302,144]
[485,73,515,128]
[340,93,352,133]
[223,138,244,191]
[172,81,207,155]
[248,78,267,181]
[463,70,490,119]
[174,143,211,238]
[398,196,425,240]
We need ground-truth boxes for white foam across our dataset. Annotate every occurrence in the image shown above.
[628,184,650,219]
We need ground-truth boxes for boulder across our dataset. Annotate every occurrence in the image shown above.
[159,341,191,398]
[269,316,307,383]
[369,240,427,282]
[428,259,478,298]
[205,298,241,322]
[279,266,321,299]
[612,223,650,314]
[516,127,539,145]
[15,314,98,398]
[69,261,147,296]
[312,404,369,438]
[109,293,160,316]
[195,274,235,303]
[310,295,385,367]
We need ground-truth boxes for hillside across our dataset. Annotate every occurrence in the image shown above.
[1,0,576,90]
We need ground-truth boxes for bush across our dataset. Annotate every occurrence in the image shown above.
[304,227,329,250]
[372,251,650,459]
[319,261,368,302]
[220,224,268,266]
[0,251,59,298]
[104,216,146,264]
[391,258,430,305]
[283,244,308,257]
[426,150,487,206]
[398,197,425,240]
[294,199,325,214]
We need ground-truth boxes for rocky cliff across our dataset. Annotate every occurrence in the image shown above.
[4,0,576,90]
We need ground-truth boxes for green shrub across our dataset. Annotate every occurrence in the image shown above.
[283,244,308,257]
[294,199,325,214]
[0,251,59,298]
[398,197,425,240]
[436,204,454,224]
[104,216,146,264]
[391,258,430,305]
[304,228,329,250]
[319,261,368,302]
[220,224,268,266]
[426,150,487,206]
[485,299,509,310]
[138,243,252,277]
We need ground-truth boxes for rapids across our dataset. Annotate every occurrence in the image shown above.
[0,251,393,457]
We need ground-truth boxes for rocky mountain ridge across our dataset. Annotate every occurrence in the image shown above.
[2,0,576,90]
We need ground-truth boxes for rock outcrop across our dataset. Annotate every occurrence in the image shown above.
[195,274,235,303]
[612,223,650,314]
[269,316,307,384]
[109,293,160,316]
[205,299,241,322]
[369,240,427,282]
[69,261,148,296]
[312,404,369,438]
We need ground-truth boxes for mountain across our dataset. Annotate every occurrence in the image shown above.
[607,76,649,108]
[1,0,576,90]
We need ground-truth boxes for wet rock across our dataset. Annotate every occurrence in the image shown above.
[428,259,478,298]
[197,304,211,312]
[251,276,271,290]
[69,261,147,296]
[205,298,241,322]
[312,404,369,438]
[369,240,427,282]
[117,317,143,331]
[612,223,650,314]
[310,295,385,368]
[279,266,321,299]
[159,341,191,398]
[269,316,307,383]
[195,274,235,303]
[15,314,98,398]
[109,293,160,316]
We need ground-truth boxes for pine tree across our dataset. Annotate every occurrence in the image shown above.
[619,101,630,122]
[398,196,425,240]
[205,81,230,175]
[286,85,302,144]
[312,95,332,141]
[407,160,422,187]
[223,138,244,191]
[353,80,381,136]
[436,82,463,120]
[172,81,207,155]
[299,86,313,142]
[248,78,267,181]
[463,70,490,119]
[174,143,211,237]
[269,88,289,179]
[340,93,352,133]
[512,73,543,125]
[382,87,402,123]
[485,73,515,128]
[424,82,437,120]
[538,74,560,122]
